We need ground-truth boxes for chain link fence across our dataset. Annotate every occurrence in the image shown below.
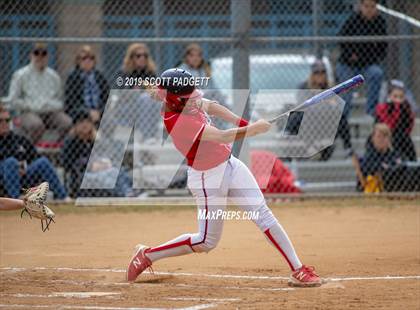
[0,0,419,199]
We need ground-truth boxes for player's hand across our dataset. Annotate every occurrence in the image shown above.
[252,119,271,134]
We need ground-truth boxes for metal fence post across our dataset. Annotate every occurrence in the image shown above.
[386,0,399,82]
[312,0,322,58]
[231,0,250,162]
[153,0,163,72]
[411,2,420,102]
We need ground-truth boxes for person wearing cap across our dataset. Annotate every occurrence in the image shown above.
[299,60,331,91]
[298,60,352,160]
[3,42,72,143]
[375,80,416,161]
[0,103,68,200]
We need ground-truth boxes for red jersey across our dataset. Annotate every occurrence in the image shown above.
[163,109,231,171]
[375,101,414,135]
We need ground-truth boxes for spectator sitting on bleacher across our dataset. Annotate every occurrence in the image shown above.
[61,109,133,197]
[375,80,416,161]
[0,103,68,199]
[178,43,211,81]
[111,43,160,142]
[177,43,229,129]
[117,43,156,89]
[361,123,400,177]
[3,42,72,143]
[353,123,399,192]
[336,0,387,116]
[296,60,352,160]
[64,45,109,125]
[178,43,223,100]
[298,60,331,92]
[354,123,420,192]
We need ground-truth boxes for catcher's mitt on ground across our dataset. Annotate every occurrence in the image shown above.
[21,182,55,232]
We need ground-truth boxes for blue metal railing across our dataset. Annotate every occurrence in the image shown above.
[102,13,352,72]
[0,14,56,68]
[0,14,56,95]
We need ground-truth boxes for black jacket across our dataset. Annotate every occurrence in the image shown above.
[61,136,94,196]
[361,139,400,176]
[0,132,39,163]
[338,12,388,68]
[64,68,110,120]
[61,136,93,174]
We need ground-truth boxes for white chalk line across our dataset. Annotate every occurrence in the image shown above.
[329,275,420,282]
[5,294,240,303]
[0,292,121,299]
[165,298,240,302]
[1,278,295,293]
[174,283,295,292]
[0,304,217,310]
[1,277,130,287]
[1,266,420,282]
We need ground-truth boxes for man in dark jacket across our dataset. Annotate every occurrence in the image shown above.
[336,0,387,116]
[0,104,68,199]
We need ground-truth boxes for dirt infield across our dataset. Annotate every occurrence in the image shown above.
[1,198,419,309]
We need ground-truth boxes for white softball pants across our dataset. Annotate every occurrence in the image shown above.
[144,156,302,271]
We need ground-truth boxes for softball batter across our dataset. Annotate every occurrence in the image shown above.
[126,68,322,287]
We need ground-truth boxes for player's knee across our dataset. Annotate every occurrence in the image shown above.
[35,156,51,167]
[192,235,220,253]
[253,204,279,232]
[3,157,19,168]
[194,242,217,253]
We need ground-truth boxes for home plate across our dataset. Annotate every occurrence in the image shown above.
[320,282,346,289]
